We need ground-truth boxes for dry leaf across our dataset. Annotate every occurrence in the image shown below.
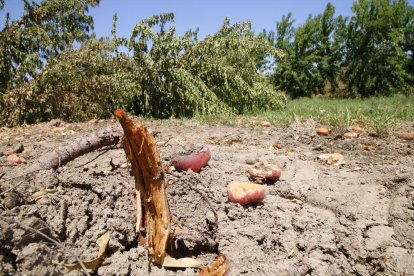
[206,137,220,145]
[199,254,230,276]
[224,137,243,144]
[64,232,110,273]
[272,144,284,150]
[32,189,57,201]
[162,254,203,268]
[359,142,377,152]
[318,153,344,166]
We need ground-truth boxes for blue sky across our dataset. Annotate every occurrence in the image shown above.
[2,0,414,39]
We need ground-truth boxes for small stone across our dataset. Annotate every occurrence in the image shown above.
[48,119,62,127]
[13,143,24,153]
[245,158,257,165]
[3,192,21,209]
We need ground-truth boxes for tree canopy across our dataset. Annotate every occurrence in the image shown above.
[0,2,286,126]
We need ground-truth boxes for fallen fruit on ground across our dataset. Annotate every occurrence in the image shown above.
[343,132,359,139]
[7,154,22,164]
[317,153,344,166]
[170,148,211,172]
[248,162,281,182]
[228,181,265,205]
[398,133,414,140]
[316,127,330,136]
[261,121,271,127]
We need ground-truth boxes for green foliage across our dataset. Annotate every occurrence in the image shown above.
[269,1,413,98]
[269,5,346,98]
[0,7,286,126]
[126,14,286,119]
[1,38,137,125]
[0,0,99,95]
[343,0,414,96]
[199,95,414,137]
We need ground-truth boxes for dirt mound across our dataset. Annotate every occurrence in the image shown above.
[1,119,413,275]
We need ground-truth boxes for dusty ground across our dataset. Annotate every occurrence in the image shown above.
[0,118,413,275]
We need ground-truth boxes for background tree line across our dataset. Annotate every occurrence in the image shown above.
[0,0,413,126]
[265,0,413,98]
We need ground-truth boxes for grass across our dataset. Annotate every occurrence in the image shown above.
[195,95,414,137]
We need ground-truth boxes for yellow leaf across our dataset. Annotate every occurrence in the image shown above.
[32,189,57,201]
[64,232,110,273]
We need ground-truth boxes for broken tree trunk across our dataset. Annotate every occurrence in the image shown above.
[23,124,121,174]
[114,109,171,265]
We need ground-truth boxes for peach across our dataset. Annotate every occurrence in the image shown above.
[316,127,330,136]
[399,133,414,140]
[261,121,271,127]
[248,162,281,182]
[228,181,265,205]
[343,132,358,139]
[171,148,211,173]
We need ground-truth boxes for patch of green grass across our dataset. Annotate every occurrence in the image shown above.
[195,95,414,136]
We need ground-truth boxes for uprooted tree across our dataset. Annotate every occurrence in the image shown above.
[0,5,286,127]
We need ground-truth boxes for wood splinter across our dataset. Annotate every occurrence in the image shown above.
[115,109,171,265]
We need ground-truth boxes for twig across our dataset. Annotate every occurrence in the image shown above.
[0,163,18,167]
[182,177,218,237]
[0,179,25,196]
[74,144,119,168]
[1,217,90,276]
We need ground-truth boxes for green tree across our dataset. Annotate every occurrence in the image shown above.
[343,0,413,96]
[271,4,346,98]
[128,14,286,119]
[0,0,99,94]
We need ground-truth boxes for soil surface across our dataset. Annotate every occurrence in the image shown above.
[0,118,413,275]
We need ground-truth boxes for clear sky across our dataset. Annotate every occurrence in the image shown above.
[2,0,414,39]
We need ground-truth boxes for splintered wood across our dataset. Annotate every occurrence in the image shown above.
[114,109,171,265]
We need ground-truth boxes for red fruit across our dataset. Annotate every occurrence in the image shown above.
[343,132,359,139]
[316,127,330,136]
[399,133,414,140]
[171,148,211,173]
[248,162,281,182]
[261,121,271,127]
[7,154,22,164]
